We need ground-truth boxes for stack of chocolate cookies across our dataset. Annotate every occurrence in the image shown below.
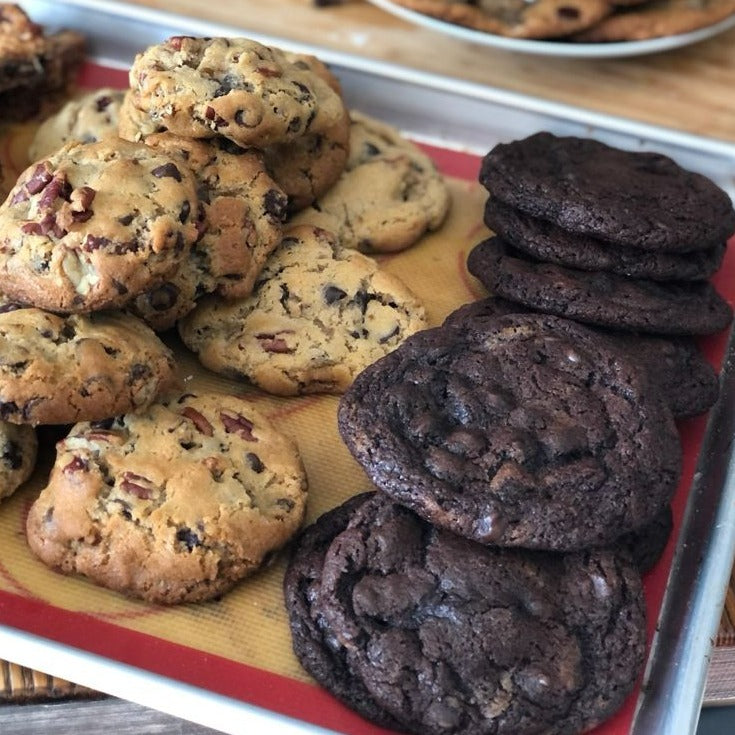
[283,133,735,734]
[469,132,734,420]
[284,307,684,734]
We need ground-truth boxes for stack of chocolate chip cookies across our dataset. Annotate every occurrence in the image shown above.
[469,132,734,420]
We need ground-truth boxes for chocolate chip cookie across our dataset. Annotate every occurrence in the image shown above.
[0,419,37,501]
[124,133,288,330]
[467,238,733,336]
[484,198,727,281]
[480,133,735,253]
[128,36,346,148]
[0,309,176,425]
[389,0,614,38]
[26,391,308,604]
[291,492,646,735]
[290,110,450,252]
[179,225,428,395]
[0,139,199,313]
[338,312,681,550]
[28,87,125,162]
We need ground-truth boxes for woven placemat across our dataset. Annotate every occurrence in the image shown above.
[0,660,96,701]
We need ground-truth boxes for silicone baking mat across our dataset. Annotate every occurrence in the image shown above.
[0,60,733,733]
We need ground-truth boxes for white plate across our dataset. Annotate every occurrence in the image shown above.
[366,0,735,58]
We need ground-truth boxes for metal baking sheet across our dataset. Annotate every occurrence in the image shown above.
[1,2,734,734]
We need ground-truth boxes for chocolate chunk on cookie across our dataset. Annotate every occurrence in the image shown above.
[123,133,287,330]
[128,37,346,148]
[26,391,308,604]
[179,225,427,395]
[480,133,735,253]
[0,309,176,425]
[0,139,199,313]
[485,198,727,281]
[339,312,681,550]
[312,492,646,735]
[290,110,450,252]
[467,238,733,336]
[0,420,37,501]
[28,88,125,162]
[283,492,405,731]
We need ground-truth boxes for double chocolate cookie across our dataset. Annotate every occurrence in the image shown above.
[480,132,735,253]
[467,238,732,336]
[285,492,647,735]
[338,312,681,550]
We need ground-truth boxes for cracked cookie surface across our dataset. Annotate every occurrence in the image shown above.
[338,312,681,550]
[122,133,287,330]
[28,87,125,162]
[0,419,37,501]
[0,308,176,425]
[128,36,346,148]
[289,110,450,252]
[179,225,428,395]
[26,391,308,604]
[293,492,646,735]
[0,139,199,313]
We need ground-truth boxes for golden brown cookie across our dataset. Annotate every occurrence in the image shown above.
[0,309,176,425]
[0,139,199,313]
[389,0,613,38]
[0,419,36,501]
[122,134,288,330]
[179,225,428,395]
[574,0,735,41]
[29,88,125,162]
[26,391,308,604]
[128,36,346,148]
[289,110,450,253]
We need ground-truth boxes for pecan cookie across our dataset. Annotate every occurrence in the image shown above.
[26,391,308,604]
[0,420,37,501]
[179,225,428,395]
[0,139,199,313]
[123,134,288,330]
[467,237,733,336]
[338,313,681,550]
[0,309,176,425]
[480,133,735,253]
[263,55,350,212]
[290,110,450,252]
[28,88,125,162]
[128,36,346,148]
[389,0,614,38]
[287,492,646,735]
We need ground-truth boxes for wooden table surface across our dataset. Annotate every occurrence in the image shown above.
[2,1,735,733]
[120,0,735,144]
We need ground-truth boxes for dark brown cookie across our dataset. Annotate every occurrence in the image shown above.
[338,312,681,550]
[480,133,735,253]
[444,297,720,419]
[613,504,673,574]
[314,492,646,735]
[467,237,733,336]
[283,492,405,731]
[484,198,727,281]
